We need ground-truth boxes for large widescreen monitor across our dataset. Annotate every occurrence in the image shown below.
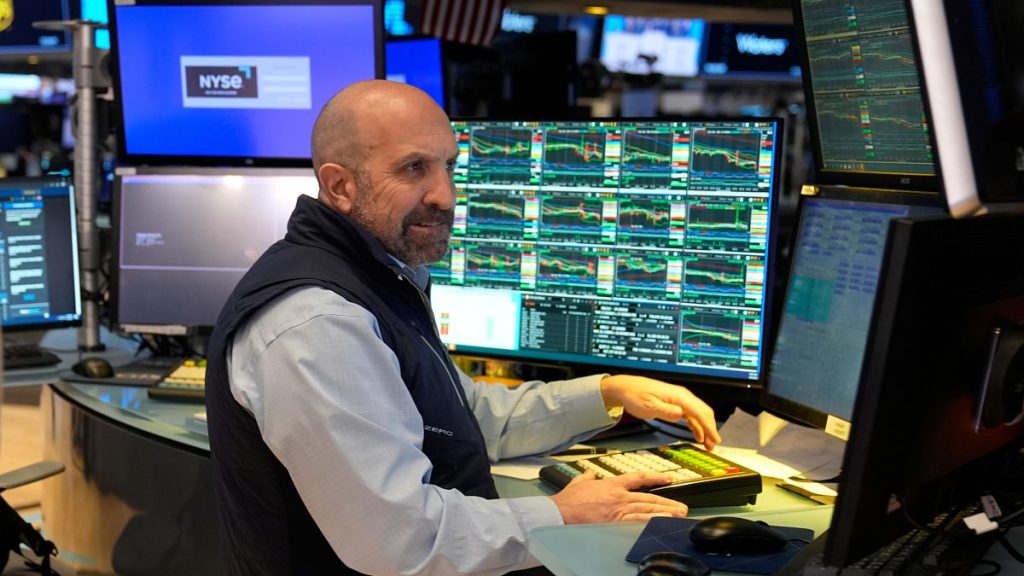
[0,176,81,331]
[600,16,705,78]
[109,0,384,166]
[908,0,1024,217]
[821,211,1024,567]
[794,0,938,192]
[761,189,942,438]
[432,118,782,387]
[113,169,316,333]
[700,23,801,82]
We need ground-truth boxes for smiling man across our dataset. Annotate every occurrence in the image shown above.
[205,80,720,576]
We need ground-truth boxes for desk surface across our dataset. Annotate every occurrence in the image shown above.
[529,506,834,576]
[31,361,1023,576]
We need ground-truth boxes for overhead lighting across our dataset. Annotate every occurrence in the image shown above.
[584,6,609,15]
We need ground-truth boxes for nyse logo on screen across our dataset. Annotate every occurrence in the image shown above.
[185,66,258,98]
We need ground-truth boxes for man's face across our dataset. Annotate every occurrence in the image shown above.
[348,116,459,267]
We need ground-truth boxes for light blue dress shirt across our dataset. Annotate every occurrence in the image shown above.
[227,282,618,575]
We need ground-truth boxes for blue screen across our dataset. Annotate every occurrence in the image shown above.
[768,197,941,422]
[386,38,444,108]
[113,3,380,162]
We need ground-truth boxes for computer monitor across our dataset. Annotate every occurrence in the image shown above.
[0,176,81,331]
[112,169,316,333]
[600,16,705,78]
[385,37,444,109]
[822,211,1024,566]
[432,118,782,387]
[761,189,942,438]
[700,23,801,82]
[109,0,384,166]
[907,0,1024,217]
[0,1,71,55]
[794,0,938,192]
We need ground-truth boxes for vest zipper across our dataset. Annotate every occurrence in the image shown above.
[398,274,466,408]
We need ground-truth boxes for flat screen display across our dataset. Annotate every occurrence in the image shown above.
[701,23,801,81]
[600,16,705,77]
[795,0,937,190]
[764,194,941,431]
[114,170,317,331]
[432,118,781,385]
[0,175,81,331]
[110,0,383,165]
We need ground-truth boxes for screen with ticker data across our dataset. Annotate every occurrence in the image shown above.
[431,119,781,385]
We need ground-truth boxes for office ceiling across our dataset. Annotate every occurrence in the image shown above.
[507,0,795,23]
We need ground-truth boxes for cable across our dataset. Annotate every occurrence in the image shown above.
[997,532,1024,564]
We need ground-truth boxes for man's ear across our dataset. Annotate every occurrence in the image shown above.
[318,162,358,214]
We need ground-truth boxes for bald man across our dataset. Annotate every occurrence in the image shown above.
[205,80,721,576]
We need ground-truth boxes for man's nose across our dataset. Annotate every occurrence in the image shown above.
[424,168,456,210]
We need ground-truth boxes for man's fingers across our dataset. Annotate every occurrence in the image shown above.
[617,500,689,521]
[610,471,675,491]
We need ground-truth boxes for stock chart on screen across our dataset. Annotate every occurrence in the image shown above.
[799,0,934,177]
[431,120,779,383]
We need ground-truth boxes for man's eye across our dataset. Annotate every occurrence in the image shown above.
[407,161,424,172]
[445,160,456,172]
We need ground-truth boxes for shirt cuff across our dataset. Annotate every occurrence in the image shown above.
[508,495,565,533]
[549,373,620,431]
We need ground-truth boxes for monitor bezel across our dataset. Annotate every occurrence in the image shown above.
[792,0,941,193]
[759,185,945,431]
[0,175,83,333]
[441,116,786,391]
[107,0,386,168]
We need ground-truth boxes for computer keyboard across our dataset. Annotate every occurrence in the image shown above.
[4,342,61,370]
[147,359,206,402]
[844,504,998,576]
[539,443,762,507]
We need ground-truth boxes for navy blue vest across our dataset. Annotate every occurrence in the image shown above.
[206,196,498,575]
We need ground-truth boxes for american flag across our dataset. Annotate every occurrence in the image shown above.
[405,0,507,46]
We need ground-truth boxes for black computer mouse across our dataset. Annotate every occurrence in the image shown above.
[637,551,710,576]
[71,357,115,379]
[688,516,787,555]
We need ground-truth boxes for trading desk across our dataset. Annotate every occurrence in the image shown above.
[37,381,1023,576]
[38,379,831,575]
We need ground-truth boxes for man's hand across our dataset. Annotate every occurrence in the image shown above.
[600,375,721,450]
[549,470,689,524]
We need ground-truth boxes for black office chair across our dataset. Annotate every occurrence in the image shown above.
[0,461,64,575]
